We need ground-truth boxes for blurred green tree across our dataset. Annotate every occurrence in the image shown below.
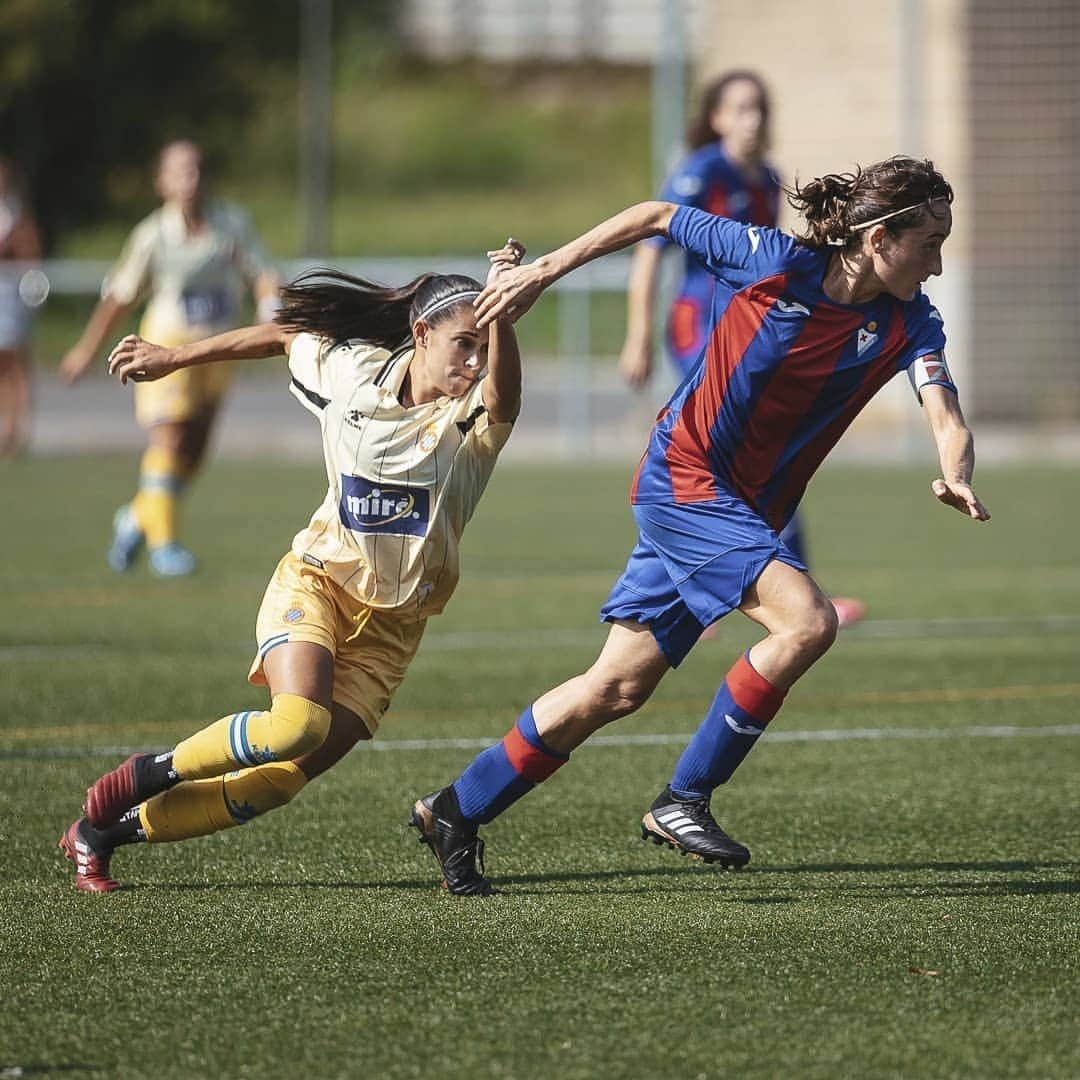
[0,0,394,249]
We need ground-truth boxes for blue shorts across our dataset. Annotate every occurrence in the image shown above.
[600,495,806,668]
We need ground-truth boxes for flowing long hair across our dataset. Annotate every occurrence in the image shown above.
[275,269,484,349]
[787,156,954,252]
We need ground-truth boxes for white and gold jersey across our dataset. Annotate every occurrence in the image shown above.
[105,200,271,344]
[286,333,513,618]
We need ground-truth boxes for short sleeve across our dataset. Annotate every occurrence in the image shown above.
[667,205,795,282]
[103,219,157,305]
[459,378,513,457]
[645,151,716,250]
[287,332,331,416]
[902,300,956,403]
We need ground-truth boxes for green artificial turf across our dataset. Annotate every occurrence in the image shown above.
[1,458,1077,1078]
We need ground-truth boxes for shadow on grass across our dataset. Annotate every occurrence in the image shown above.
[110,860,1078,900]
[754,859,1078,874]
[129,864,735,896]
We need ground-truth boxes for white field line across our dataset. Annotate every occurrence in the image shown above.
[3,722,1079,760]
[3,613,1080,663]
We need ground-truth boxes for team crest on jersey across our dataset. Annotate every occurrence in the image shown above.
[283,607,304,624]
[856,326,878,356]
[418,424,439,453]
[339,474,430,537]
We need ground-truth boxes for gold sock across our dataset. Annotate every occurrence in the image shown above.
[139,761,308,842]
[171,694,331,780]
[131,445,184,548]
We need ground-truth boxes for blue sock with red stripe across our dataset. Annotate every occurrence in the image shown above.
[452,706,569,825]
[671,651,786,798]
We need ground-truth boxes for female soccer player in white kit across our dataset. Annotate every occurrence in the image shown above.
[59,241,525,892]
[61,140,279,576]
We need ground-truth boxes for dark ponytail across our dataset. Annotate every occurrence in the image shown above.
[788,156,954,251]
[275,269,484,349]
[686,70,771,151]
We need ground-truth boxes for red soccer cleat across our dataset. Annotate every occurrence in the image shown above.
[84,753,144,829]
[58,819,122,893]
[831,596,867,629]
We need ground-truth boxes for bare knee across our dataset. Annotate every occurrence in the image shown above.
[791,597,839,659]
[295,702,371,781]
[579,666,654,722]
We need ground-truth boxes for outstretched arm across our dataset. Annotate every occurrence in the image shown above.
[107,322,296,385]
[60,295,138,382]
[921,385,990,521]
[474,201,679,327]
[481,239,525,424]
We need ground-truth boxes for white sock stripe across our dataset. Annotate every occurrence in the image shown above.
[229,711,257,767]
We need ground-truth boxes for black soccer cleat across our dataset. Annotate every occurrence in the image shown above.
[641,786,751,869]
[409,786,496,896]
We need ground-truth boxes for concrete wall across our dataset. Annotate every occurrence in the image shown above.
[693,0,972,441]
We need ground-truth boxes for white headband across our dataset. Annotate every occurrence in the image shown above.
[827,197,947,246]
[416,290,480,323]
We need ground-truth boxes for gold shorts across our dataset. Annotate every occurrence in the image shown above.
[248,552,427,735]
[134,363,232,428]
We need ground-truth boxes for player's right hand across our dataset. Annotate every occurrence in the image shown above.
[107,335,179,385]
[618,336,653,390]
[474,261,546,327]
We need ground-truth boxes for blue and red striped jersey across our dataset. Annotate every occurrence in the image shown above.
[649,142,781,308]
[631,206,955,530]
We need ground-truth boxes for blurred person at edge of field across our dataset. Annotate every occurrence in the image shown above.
[0,158,43,457]
[60,139,280,577]
[58,240,525,893]
[620,72,865,629]
[410,157,990,896]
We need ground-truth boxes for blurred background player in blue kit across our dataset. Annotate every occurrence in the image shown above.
[0,157,42,458]
[58,241,525,893]
[411,156,989,896]
[620,71,864,627]
[60,139,280,576]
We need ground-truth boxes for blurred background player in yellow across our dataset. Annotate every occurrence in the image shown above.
[58,240,525,893]
[0,156,43,458]
[60,138,279,576]
[619,72,865,627]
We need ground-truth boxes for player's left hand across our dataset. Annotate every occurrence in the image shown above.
[485,237,526,287]
[931,478,990,521]
[107,335,180,385]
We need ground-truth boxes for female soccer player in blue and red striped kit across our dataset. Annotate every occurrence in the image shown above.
[621,70,864,627]
[410,156,989,896]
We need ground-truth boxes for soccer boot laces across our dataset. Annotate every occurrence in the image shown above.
[641,786,751,868]
[58,818,122,893]
[409,786,496,896]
